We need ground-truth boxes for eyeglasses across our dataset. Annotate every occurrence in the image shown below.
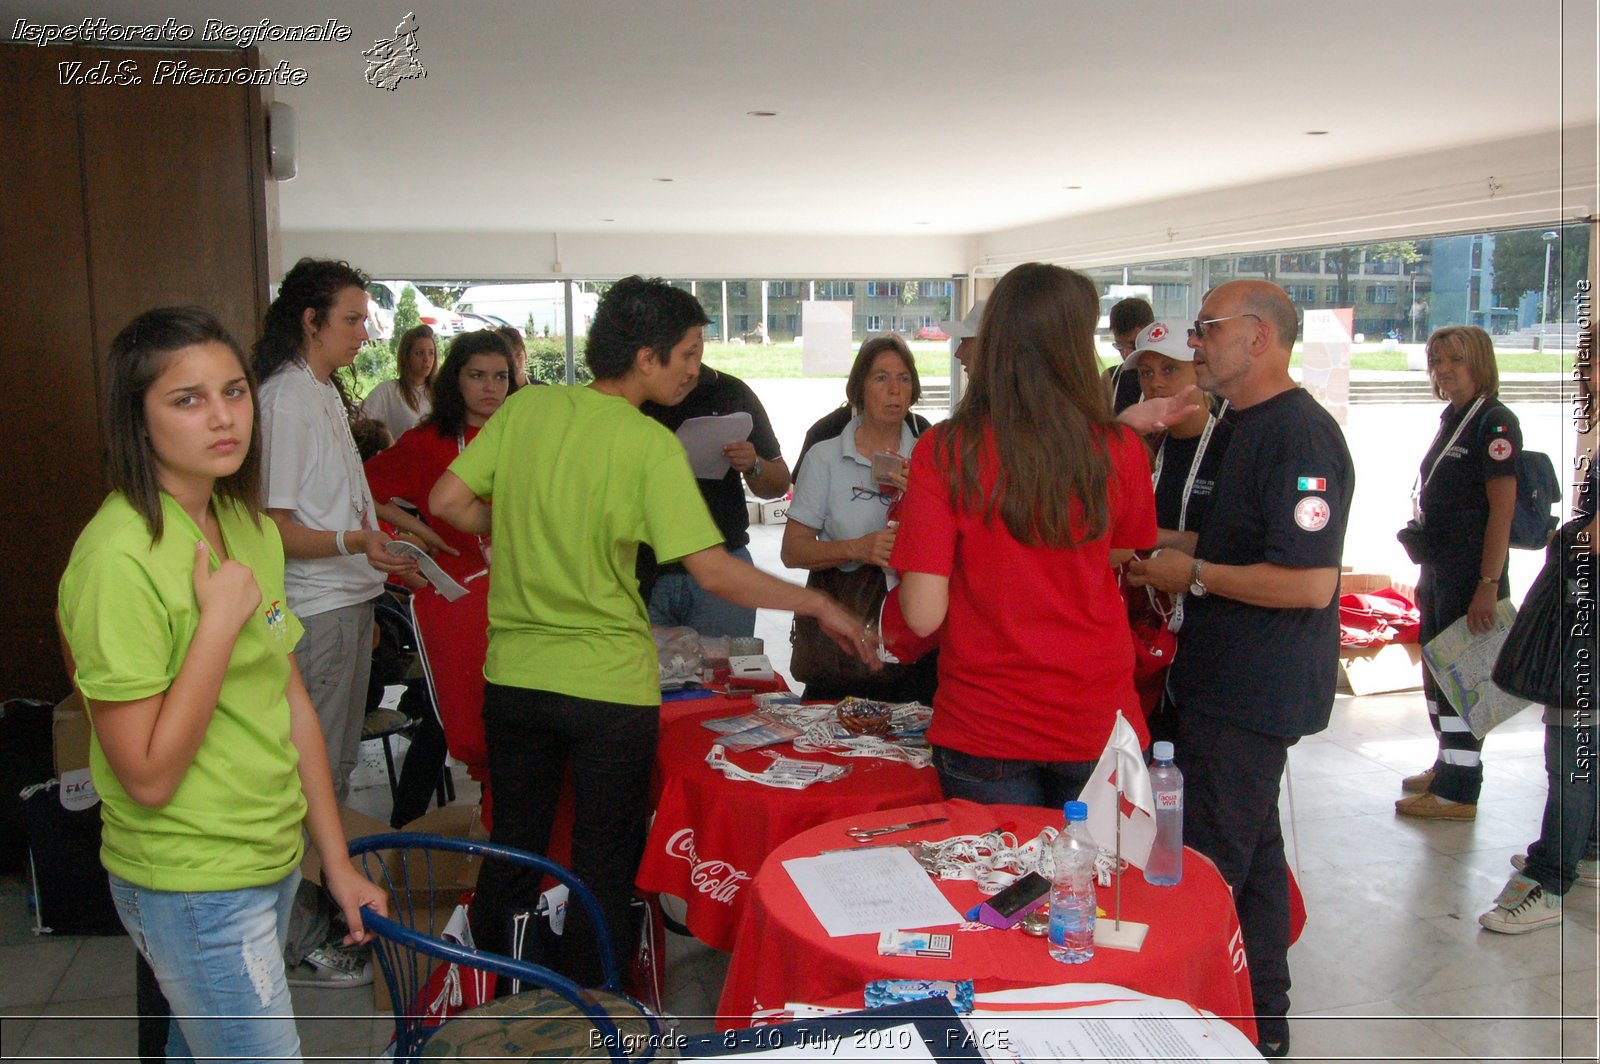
[1112,339,1136,355]
[1189,313,1260,338]
[851,486,895,506]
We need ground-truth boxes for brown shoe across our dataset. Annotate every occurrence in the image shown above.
[1401,768,1436,793]
[1396,792,1476,820]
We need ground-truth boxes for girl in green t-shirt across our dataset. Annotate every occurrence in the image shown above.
[58,307,386,1062]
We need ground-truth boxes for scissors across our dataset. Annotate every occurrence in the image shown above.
[845,816,948,842]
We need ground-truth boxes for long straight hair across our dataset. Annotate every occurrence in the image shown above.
[395,324,438,411]
[937,262,1116,546]
[105,307,262,541]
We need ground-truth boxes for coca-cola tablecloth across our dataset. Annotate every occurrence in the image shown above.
[635,705,941,951]
[715,800,1260,1042]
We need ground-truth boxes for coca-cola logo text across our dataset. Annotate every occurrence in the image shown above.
[665,828,750,905]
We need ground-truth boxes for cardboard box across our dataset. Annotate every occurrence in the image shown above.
[1338,642,1424,696]
[303,802,487,1012]
[1339,572,1393,595]
[759,498,789,524]
[52,691,91,774]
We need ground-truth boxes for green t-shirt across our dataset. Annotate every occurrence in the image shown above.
[449,384,724,705]
[58,492,308,892]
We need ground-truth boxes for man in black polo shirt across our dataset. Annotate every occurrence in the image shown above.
[641,365,790,636]
[1129,280,1353,1059]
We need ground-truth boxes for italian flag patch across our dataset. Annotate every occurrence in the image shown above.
[1297,477,1326,491]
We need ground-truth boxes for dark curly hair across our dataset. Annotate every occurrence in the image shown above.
[251,257,369,410]
[585,276,709,380]
[427,330,519,438]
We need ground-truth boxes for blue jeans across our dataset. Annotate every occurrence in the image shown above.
[932,746,1100,809]
[109,870,302,1064]
[1522,720,1599,895]
[648,546,758,637]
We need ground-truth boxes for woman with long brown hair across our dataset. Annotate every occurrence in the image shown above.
[891,262,1158,805]
[362,324,439,438]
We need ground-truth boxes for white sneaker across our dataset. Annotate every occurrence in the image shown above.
[1511,852,1600,889]
[286,942,374,987]
[1479,874,1564,935]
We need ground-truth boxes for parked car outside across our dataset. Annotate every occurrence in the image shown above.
[368,280,466,337]
[916,325,949,341]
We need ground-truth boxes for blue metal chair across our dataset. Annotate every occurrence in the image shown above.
[349,833,670,1062]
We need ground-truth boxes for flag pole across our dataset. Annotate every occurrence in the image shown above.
[1114,770,1123,930]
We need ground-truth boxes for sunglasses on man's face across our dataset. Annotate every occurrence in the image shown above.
[1188,313,1260,339]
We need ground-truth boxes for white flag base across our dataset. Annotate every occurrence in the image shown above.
[1093,919,1149,952]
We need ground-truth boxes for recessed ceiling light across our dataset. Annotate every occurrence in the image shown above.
[747,110,778,118]
[1305,130,1329,136]
[654,177,674,183]
[915,221,930,225]
[600,217,615,222]
[1062,185,1083,190]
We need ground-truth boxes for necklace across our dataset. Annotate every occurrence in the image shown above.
[295,358,372,526]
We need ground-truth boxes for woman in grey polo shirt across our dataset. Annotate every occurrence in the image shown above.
[782,335,938,704]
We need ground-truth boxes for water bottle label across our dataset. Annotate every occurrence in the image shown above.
[1155,790,1181,811]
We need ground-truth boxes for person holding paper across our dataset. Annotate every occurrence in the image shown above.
[1395,325,1520,822]
[638,361,790,637]
[892,263,1157,805]
[364,329,521,580]
[430,276,873,987]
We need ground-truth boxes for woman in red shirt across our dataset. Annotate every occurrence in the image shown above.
[364,330,519,580]
[891,263,1158,806]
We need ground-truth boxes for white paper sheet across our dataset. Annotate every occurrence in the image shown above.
[782,848,964,938]
[965,998,1262,1061]
[384,539,469,601]
[676,412,753,479]
[710,1022,937,1061]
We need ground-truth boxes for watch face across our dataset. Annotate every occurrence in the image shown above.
[1189,580,1207,597]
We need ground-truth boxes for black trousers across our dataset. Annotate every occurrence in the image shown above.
[468,683,657,989]
[1176,710,1294,1045]
[1417,560,1508,803]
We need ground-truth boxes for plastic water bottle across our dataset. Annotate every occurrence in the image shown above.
[1047,800,1096,963]
[1144,741,1184,886]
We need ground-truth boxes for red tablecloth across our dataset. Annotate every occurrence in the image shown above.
[634,705,942,951]
[715,799,1259,1041]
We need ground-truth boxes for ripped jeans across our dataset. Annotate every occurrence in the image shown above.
[109,870,302,1064]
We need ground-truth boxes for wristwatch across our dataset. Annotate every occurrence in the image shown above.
[746,457,764,480]
[1188,558,1209,597]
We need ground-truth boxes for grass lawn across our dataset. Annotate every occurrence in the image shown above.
[349,339,1576,398]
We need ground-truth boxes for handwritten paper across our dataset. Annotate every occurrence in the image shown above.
[782,848,963,938]
[676,412,753,479]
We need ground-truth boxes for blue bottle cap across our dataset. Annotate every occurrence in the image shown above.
[1152,741,1175,761]
[1063,800,1088,821]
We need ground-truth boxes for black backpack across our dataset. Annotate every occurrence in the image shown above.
[1511,450,1561,549]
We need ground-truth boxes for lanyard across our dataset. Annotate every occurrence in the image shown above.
[1151,414,1218,533]
[1412,396,1486,522]
[296,360,373,527]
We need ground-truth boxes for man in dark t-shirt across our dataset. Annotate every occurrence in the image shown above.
[640,365,790,636]
[1129,281,1353,1059]
[1103,297,1155,415]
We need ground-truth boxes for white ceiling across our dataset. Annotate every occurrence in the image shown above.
[10,0,1595,246]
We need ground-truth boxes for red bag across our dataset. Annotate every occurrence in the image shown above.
[1119,564,1176,718]
[1338,589,1421,648]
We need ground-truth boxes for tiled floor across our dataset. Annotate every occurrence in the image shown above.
[6,525,1595,1061]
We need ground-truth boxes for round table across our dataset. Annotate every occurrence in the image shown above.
[715,798,1259,1041]
[635,705,942,951]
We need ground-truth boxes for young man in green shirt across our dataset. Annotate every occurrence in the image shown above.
[432,275,873,985]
